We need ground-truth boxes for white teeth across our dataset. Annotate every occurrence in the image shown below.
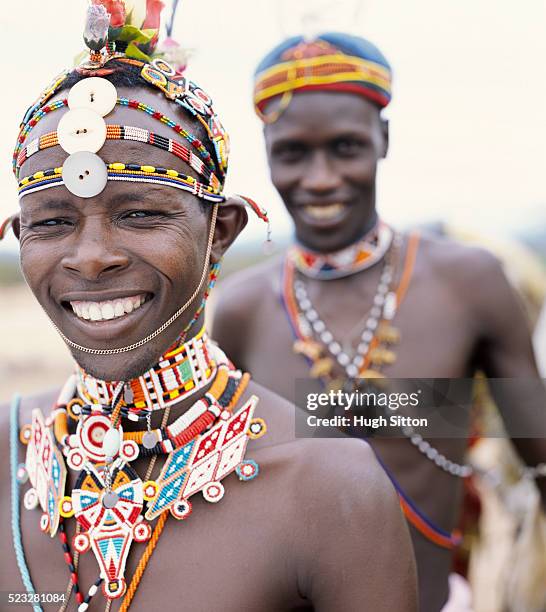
[114,301,124,317]
[89,304,101,321]
[101,303,115,320]
[69,294,147,322]
[304,203,346,220]
[80,303,90,320]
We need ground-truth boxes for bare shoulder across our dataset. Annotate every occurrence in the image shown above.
[416,231,504,287]
[1,389,59,428]
[213,254,284,319]
[247,379,396,507]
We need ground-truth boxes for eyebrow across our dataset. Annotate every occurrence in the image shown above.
[107,192,148,207]
[21,198,76,213]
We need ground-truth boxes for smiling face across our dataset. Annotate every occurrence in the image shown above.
[17,83,244,381]
[264,91,388,252]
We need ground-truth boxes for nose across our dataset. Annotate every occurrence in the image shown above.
[300,150,343,193]
[61,218,130,281]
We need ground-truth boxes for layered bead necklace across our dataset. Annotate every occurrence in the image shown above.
[282,222,403,387]
[13,331,266,611]
[282,225,474,478]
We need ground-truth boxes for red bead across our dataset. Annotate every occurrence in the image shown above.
[152,112,162,119]
[71,572,78,584]
[64,552,71,563]
[76,593,84,604]
[129,100,139,108]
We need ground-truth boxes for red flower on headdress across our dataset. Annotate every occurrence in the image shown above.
[92,0,126,29]
[142,0,164,30]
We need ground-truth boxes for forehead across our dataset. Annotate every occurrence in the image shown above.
[18,83,203,180]
[264,91,381,141]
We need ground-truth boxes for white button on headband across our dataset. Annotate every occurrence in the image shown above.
[57,108,107,154]
[67,77,117,117]
[62,151,108,198]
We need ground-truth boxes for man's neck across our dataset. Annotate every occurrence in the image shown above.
[73,322,224,430]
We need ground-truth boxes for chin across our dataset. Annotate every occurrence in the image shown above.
[295,225,365,253]
[70,345,163,382]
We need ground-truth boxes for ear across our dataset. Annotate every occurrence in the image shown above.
[380,118,389,159]
[0,213,20,241]
[209,197,249,264]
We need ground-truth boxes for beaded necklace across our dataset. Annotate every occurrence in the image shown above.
[287,221,393,280]
[282,231,466,548]
[282,230,402,386]
[13,333,266,610]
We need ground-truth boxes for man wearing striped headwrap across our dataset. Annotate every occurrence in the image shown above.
[213,32,546,612]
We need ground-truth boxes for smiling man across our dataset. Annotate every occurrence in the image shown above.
[0,9,416,612]
[212,33,546,611]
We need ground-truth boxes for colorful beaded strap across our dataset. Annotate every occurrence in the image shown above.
[13,98,216,179]
[18,163,223,202]
[17,125,221,192]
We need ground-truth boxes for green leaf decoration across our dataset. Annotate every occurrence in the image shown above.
[124,42,152,63]
[115,25,158,45]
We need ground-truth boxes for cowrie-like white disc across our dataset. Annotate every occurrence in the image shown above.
[62,151,108,198]
[57,108,107,154]
[68,77,117,117]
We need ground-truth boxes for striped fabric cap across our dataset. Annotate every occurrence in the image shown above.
[254,32,392,122]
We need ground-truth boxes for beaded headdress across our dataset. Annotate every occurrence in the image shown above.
[11,0,268,225]
[253,32,392,123]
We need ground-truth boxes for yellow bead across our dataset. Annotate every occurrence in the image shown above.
[166,169,178,177]
[111,162,125,170]
[21,178,29,185]
[58,496,74,518]
[141,165,155,173]
[34,171,44,179]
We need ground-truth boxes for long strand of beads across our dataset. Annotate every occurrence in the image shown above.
[58,521,84,608]
[402,427,473,478]
[78,577,103,612]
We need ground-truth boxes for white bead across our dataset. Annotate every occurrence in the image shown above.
[329,342,341,355]
[346,365,359,378]
[68,77,117,117]
[306,309,318,322]
[425,447,438,460]
[57,108,107,154]
[102,428,121,458]
[338,353,350,366]
[362,330,373,342]
[62,151,107,198]
[321,331,333,344]
[418,440,430,453]
[313,320,326,333]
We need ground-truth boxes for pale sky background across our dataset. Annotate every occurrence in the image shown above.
[0,0,544,255]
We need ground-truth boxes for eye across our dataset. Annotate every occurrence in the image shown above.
[333,138,369,157]
[272,142,307,163]
[122,210,162,219]
[33,218,72,227]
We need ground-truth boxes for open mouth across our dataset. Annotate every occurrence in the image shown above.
[303,203,347,220]
[62,293,153,323]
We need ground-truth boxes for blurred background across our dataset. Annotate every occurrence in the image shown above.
[0,0,545,402]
